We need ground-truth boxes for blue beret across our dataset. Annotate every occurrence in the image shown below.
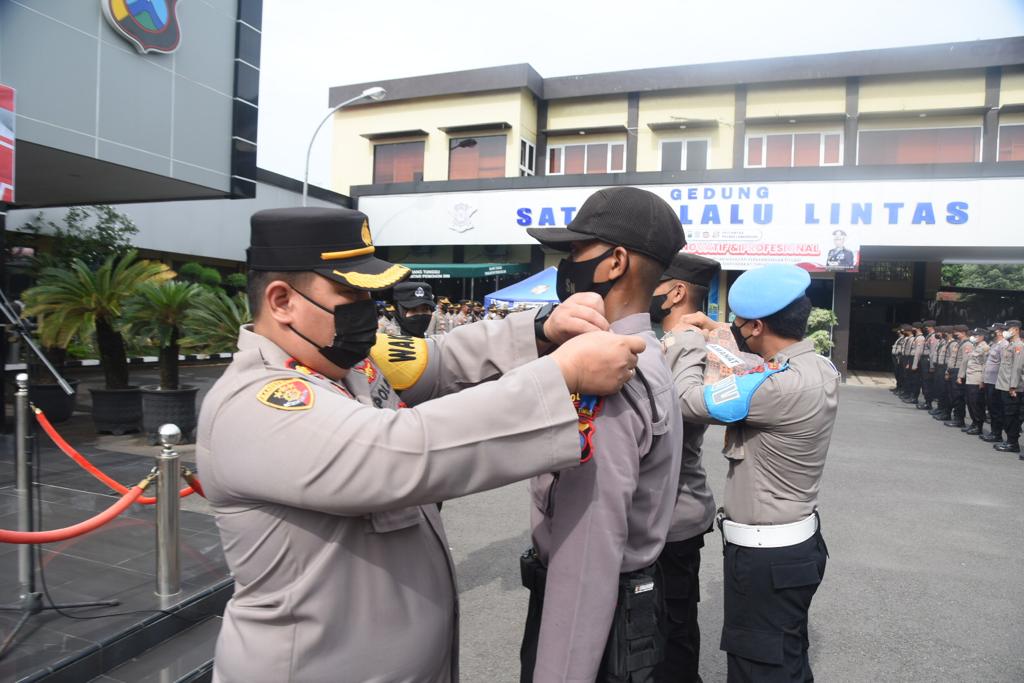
[728,264,811,319]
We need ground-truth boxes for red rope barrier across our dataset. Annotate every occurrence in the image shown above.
[0,483,147,543]
[33,408,204,503]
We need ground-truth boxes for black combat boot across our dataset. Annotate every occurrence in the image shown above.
[943,419,966,428]
[980,432,1002,442]
[994,442,1021,453]
[964,425,982,435]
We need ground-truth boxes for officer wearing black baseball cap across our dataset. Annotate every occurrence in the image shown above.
[392,281,436,337]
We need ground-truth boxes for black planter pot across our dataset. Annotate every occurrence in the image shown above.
[140,386,199,444]
[89,387,143,435]
[29,380,81,424]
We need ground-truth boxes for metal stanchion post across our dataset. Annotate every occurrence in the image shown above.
[14,374,33,594]
[155,424,181,597]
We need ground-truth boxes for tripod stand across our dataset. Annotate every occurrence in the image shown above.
[0,290,120,659]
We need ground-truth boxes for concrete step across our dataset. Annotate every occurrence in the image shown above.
[87,616,221,683]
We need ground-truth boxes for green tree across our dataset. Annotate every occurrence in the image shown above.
[181,289,251,355]
[125,280,202,389]
[21,251,173,388]
[806,307,838,356]
[23,205,139,269]
[941,264,1024,290]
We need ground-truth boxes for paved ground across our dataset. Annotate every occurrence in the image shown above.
[13,365,1023,681]
[446,383,1024,682]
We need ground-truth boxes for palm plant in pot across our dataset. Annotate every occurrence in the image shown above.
[125,280,202,442]
[21,250,172,434]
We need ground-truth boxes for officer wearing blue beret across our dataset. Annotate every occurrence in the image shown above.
[666,263,840,682]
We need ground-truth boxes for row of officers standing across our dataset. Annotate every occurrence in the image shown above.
[197,187,840,683]
[892,319,1024,456]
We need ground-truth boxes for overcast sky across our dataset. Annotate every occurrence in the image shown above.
[257,0,1024,189]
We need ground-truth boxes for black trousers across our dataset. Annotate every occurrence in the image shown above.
[721,527,828,683]
[920,359,932,403]
[966,383,986,427]
[1003,390,1022,444]
[986,383,1004,437]
[933,365,948,411]
[654,534,706,683]
[903,367,920,401]
[892,355,902,387]
[950,375,967,421]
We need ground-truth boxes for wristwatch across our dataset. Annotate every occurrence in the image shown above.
[534,303,556,343]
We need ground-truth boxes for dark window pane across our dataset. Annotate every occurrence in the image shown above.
[999,125,1024,161]
[793,133,820,167]
[823,134,841,164]
[528,144,535,170]
[564,145,586,174]
[449,135,506,179]
[373,141,424,184]
[858,128,980,165]
[766,134,793,167]
[747,137,763,166]
[609,144,624,171]
[661,141,682,171]
[520,140,527,166]
[549,147,561,174]
[685,140,708,170]
[586,143,608,173]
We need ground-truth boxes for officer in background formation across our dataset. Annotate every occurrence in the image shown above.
[982,323,1008,443]
[198,206,647,682]
[917,320,937,411]
[929,326,953,420]
[650,252,720,683]
[901,322,925,404]
[994,320,1023,455]
[521,187,685,683]
[943,325,971,428]
[671,264,839,682]
[962,328,990,435]
[391,281,438,337]
[891,324,911,395]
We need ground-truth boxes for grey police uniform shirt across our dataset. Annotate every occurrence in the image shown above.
[528,313,683,683]
[1007,340,1024,391]
[965,340,989,385]
[947,339,966,375]
[984,338,1008,384]
[956,339,974,378]
[995,340,1022,391]
[671,331,840,525]
[934,339,948,365]
[911,334,925,369]
[198,314,580,683]
[661,330,717,542]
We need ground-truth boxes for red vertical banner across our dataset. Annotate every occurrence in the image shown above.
[0,84,13,203]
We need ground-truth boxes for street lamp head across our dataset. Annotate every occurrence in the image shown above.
[362,86,386,101]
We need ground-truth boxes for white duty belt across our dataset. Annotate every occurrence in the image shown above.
[717,512,818,549]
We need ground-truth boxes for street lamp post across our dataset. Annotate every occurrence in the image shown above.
[303,86,386,206]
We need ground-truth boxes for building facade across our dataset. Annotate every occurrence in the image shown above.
[327,38,1024,376]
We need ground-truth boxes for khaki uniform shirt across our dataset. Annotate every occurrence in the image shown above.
[529,314,682,682]
[956,339,974,377]
[995,340,1023,391]
[965,340,988,385]
[661,330,716,542]
[984,339,1007,384]
[1009,340,1024,391]
[199,314,580,683]
[672,333,840,525]
[910,334,925,370]
[945,339,962,373]
[934,339,948,365]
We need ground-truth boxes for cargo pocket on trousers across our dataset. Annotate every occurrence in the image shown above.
[663,576,697,626]
[770,561,821,590]
[720,625,784,665]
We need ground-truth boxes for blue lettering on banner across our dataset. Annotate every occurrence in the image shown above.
[538,207,556,226]
[946,201,968,224]
[516,208,532,226]
[912,203,936,225]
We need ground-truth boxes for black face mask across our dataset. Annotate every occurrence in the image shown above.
[731,319,755,354]
[556,247,622,302]
[289,289,378,369]
[397,312,432,338]
[648,293,670,324]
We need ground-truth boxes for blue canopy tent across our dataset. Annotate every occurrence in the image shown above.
[484,267,559,309]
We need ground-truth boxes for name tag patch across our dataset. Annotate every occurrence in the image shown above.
[257,379,315,411]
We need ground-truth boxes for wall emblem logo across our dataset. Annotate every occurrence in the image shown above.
[449,202,478,234]
[102,0,181,54]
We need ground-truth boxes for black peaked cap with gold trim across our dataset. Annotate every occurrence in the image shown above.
[247,207,410,291]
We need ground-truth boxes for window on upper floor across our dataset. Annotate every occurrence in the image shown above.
[660,139,709,171]
[997,124,1024,161]
[373,141,425,184]
[857,127,980,165]
[520,139,536,176]
[448,135,507,180]
[547,141,626,175]
[745,132,842,168]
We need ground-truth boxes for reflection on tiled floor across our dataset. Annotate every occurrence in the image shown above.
[0,431,229,683]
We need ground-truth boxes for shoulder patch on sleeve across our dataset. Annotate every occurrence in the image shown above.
[368,333,428,391]
[572,393,606,463]
[257,378,315,411]
[703,362,788,423]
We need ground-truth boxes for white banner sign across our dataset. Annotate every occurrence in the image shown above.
[358,177,1024,270]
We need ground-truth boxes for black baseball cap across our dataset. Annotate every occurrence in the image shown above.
[953,324,969,332]
[1006,320,1022,328]
[393,281,434,308]
[922,319,936,327]
[247,207,410,291]
[971,328,987,336]
[661,252,720,287]
[526,187,685,267]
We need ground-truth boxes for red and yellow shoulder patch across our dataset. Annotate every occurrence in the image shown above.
[572,393,605,463]
[257,378,315,411]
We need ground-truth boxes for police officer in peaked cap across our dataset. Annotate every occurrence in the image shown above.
[665,263,839,682]
[196,206,649,683]
[651,251,721,682]
[392,280,437,337]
